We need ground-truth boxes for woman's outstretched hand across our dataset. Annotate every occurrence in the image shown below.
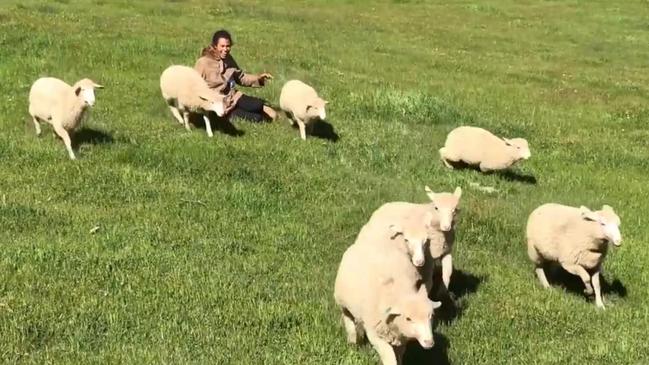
[258,73,274,85]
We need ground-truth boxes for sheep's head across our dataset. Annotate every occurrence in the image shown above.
[383,285,440,349]
[199,91,225,117]
[74,79,103,107]
[504,137,531,161]
[388,214,432,267]
[580,205,622,246]
[305,97,328,121]
[424,186,462,232]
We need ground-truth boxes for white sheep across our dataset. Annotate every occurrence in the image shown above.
[526,203,622,309]
[367,186,462,294]
[28,77,104,160]
[278,80,328,140]
[334,236,441,365]
[439,126,531,172]
[159,65,226,138]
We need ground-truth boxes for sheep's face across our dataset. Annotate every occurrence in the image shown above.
[504,137,531,161]
[388,220,431,267]
[199,93,225,117]
[384,286,440,349]
[581,205,622,246]
[74,79,103,107]
[425,186,462,232]
[306,97,328,121]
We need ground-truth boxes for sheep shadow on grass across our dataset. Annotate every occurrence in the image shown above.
[403,332,451,365]
[72,128,114,149]
[430,269,486,325]
[283,114,340,142]
[441,161,537,185]
[310,119,340,142]
[541,262,627,302]
[189,112,245,137]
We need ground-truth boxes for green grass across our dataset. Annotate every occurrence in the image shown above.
[1,0,649,363]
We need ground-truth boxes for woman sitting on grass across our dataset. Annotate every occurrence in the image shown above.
[195,29,277,122]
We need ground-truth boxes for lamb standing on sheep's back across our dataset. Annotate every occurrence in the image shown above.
[526,203,622,309]
[439,126,530,172]
[28,77,104,160]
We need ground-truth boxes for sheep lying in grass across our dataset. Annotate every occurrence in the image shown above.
[28,77,104,160]
[160,65,225,138]
[526,203,622,309]
[367,186,462,294]
[279,80,328,140]
[439,126,531,172]
[334,233,441,365]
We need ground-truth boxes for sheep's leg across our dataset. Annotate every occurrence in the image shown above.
[182,112,191,131]
[439,147,454,169]
[32,117,42,136]
[341,309,360,344]
[592,270,605,309]
[561,263,593,295]
[168,106,185,125]
[296,119,307,140]
[534,266,551,289]
[53,125,75,160]
[366,329,397,365]
[202,115,214,138]
[479,162,493,173]
[441,254,453,290]
[394,345,406,365]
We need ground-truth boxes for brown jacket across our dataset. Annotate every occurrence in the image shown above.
[194,48,263,114]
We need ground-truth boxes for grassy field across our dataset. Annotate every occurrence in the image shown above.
[1,0,649,363]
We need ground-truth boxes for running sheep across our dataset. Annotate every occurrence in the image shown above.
[159,65,226,138]
[439,126,531,172]
[367,186,462,294]
[278,80,328,140]
[526,203,622,309]
[334,234,441,365]
[28,77,104,160]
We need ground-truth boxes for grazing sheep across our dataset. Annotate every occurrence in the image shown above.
[278,80,328,140]
[159,65,226,138]
[28,77,104,160]
[526,203,622,309]
[334,236,441,365]
[367,186,462,294]
[439,126,531,172]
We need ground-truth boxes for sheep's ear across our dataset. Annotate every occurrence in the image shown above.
[503,137,513,146]
[75,86,82,96]
[93,83,104,89]
[602,205,614,213]
[424,186,436,201]
[453,186,462,199]
[323,100,329,104]
[388,224,403,239]
[384,306,400,323]
[580,206,599,222]
[430,300,442,310]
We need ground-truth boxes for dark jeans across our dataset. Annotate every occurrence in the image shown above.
[229,94,268,123]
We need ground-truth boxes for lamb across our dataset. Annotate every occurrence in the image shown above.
[526,203,622,309]
[28,77,104,160]
[366,186,462,294]
[159,65,226,138]
[334,234,441,365]
[278,80,328,140]
[439,126,531,172]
